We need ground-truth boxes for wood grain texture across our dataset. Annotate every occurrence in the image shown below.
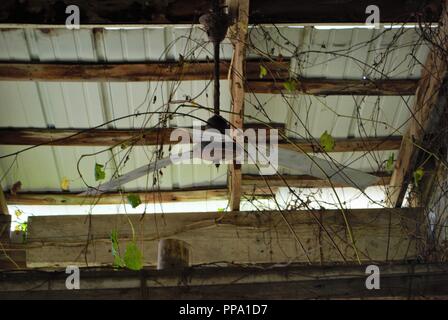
[25,208,422,268]
[0,123,285,146]
[228,0,250,211]
[388,1,448,207]
[4,185,276,205]
[247,79,419,96]
[2,263,447,299]
[0,60,289,82]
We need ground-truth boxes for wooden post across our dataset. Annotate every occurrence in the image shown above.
[387,0,448,207]
[157,239,190,270]
[0,187,9,215]
[228,0,250,211]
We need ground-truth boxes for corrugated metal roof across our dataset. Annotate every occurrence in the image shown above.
[0,25,429,194]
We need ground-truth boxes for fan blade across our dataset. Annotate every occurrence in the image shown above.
[276,148,379,190]
[81,149,194,194]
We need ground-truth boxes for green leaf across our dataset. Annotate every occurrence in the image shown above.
[94,163,106,181]
[15,209,23,218]
[217,208,225,212]
[283,79,297,92]
[386,153,395,174]
[127,194,142,208]
[320,131,335,152]
[110,229,124,267]
[259,65,268,79]
[124,242,143,271]
[413,167,424,187]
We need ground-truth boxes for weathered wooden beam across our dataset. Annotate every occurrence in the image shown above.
[281,136,402,153]
[24,208,422,268]
[228,0,250,212]
[243,172,391,189]
[4,185,277,205]
[0,0,440,26]
[0,123,285,147]
[0,60,289,82]
[3,172,391,206]
[1,263,447,299]
[388,1,448,207]
[0,187,9,215]
[4,188,230,205]
[0,62,420,97]
[247,79,419,96]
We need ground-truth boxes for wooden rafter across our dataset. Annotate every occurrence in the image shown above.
[0,124,284,147]
[0,61,288,83]
[0,127,402,152]
[228,0,250,211]
[0,62,418,96]
[388,1,448,207]
[2,263,447,299]
[0,0,440,25]
[0,186,9,215]
[4,172,391,206]
[247,79,418,96]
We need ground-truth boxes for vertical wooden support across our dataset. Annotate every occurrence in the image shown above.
[157,239,190,270]
[228,0,250,211]
[0,187,9,215]
[388,0,448,207]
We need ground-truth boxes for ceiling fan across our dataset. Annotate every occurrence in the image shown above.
[83,0,380,195]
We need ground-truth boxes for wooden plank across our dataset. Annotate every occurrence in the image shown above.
[243,172,391,189]
[0,61,418,97]
[0,187,9,215]
[0,60,289,82]
[281,136,402,153]
[0,0,440,25]
[4,172,391,206]
[3,172,391,206]
[388,1,448,207]
[4,185,277,205]
[228,0,250,211]
[25,208,422,268]
[247,79,419,96]
[0,123,285,146]
[1,263,447,299]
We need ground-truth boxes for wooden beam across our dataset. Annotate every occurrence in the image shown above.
[388,1,448,207]
[0,123,285,147]
[247,79,419,96]
[4,171,390,206]
[228,0,250,211]
[0,0,440,26]
[243,172,391,189]
[1,263,447,299]
[4,185,277,206]
[281,136,402,153]
[0,60,289,82]
[24,208,421,268]
[0,187,9,215]
[3,172,391,206]
[0,62,419,97]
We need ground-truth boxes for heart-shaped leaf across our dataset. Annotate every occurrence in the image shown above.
[320,131,335,152]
